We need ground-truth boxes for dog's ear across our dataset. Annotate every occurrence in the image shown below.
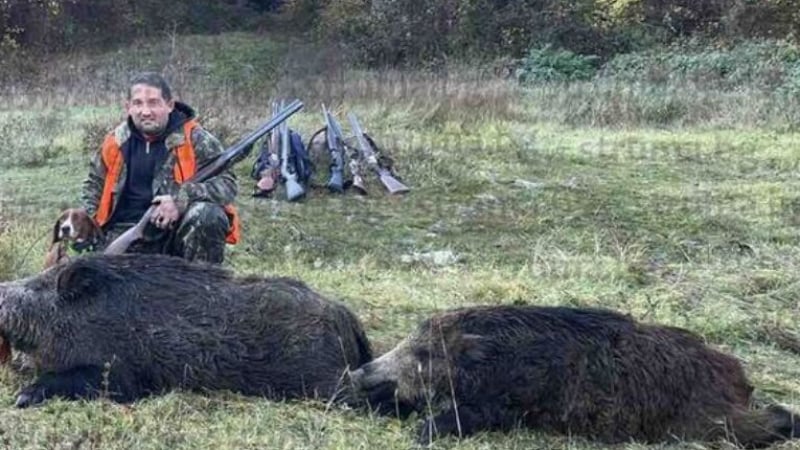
[51,212,67,244]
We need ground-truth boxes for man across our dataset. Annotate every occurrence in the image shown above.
[81,72,239,264]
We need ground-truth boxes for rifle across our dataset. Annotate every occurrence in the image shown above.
[322,104,345,193]
[104,99,304,255]
[253,101,282,195]
[347,142,367,195]
[347,112,409,195]
[279,106,306,202]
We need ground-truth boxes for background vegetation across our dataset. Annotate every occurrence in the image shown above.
[3,0,800,72]
[1,1,800,449]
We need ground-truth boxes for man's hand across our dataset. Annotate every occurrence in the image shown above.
[150,195,180,229]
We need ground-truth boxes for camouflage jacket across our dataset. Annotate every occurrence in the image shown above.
[81,104,237,222]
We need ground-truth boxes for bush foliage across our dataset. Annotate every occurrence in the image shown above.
[516,46,600,83]
[3,0,800,69]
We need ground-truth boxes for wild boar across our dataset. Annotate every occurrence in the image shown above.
[0,253,372,407]
[351,305,799,447]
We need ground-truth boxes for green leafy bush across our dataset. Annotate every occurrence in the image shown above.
[604,40,800,89]
[516,45,599,83]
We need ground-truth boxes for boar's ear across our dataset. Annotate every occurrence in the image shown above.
[454,334,489,369]
[56,258,124,301]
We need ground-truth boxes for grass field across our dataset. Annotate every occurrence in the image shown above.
[1,33,800,449]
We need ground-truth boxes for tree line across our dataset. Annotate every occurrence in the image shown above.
[2,0,798,65]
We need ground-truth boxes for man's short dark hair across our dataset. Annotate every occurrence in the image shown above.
[128,72,172,101]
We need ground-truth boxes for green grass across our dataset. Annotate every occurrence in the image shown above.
[1,33,800,449]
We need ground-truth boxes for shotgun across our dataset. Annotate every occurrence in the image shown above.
[280,112,306,202]
[322,104,345,193]
[347,112,409,195]
[253,101,282,195]
[104,99,304,255]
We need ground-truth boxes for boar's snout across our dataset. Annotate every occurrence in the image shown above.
[350,363,399,403]
[349,361,386,389]
[349,366,365,381]
[350,363,416,418]
[348,365,371,390]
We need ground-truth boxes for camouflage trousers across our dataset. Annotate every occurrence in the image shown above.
[100,202,229,264]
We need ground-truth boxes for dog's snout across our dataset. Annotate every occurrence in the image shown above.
[60,225,72,238]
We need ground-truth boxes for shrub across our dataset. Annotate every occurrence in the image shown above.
[516,45,599,83]
[0,112,67,168]
[603,40,800,89]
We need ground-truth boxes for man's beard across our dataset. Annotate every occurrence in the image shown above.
[138,120,166,135]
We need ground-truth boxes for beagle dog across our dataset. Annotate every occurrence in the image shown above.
[44,208,103,268]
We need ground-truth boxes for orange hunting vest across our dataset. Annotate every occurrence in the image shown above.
[94,119,241,244]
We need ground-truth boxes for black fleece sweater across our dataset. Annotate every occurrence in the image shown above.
[109,103,195,225]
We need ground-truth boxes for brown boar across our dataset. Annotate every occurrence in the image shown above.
[0,254,372,407]
[351,305,799,447]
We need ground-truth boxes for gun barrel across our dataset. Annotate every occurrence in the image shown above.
[192,99,303,182]
[347,112,373,159]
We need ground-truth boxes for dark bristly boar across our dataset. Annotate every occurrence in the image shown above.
[350,305,800,448]
[0,254,372,407]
